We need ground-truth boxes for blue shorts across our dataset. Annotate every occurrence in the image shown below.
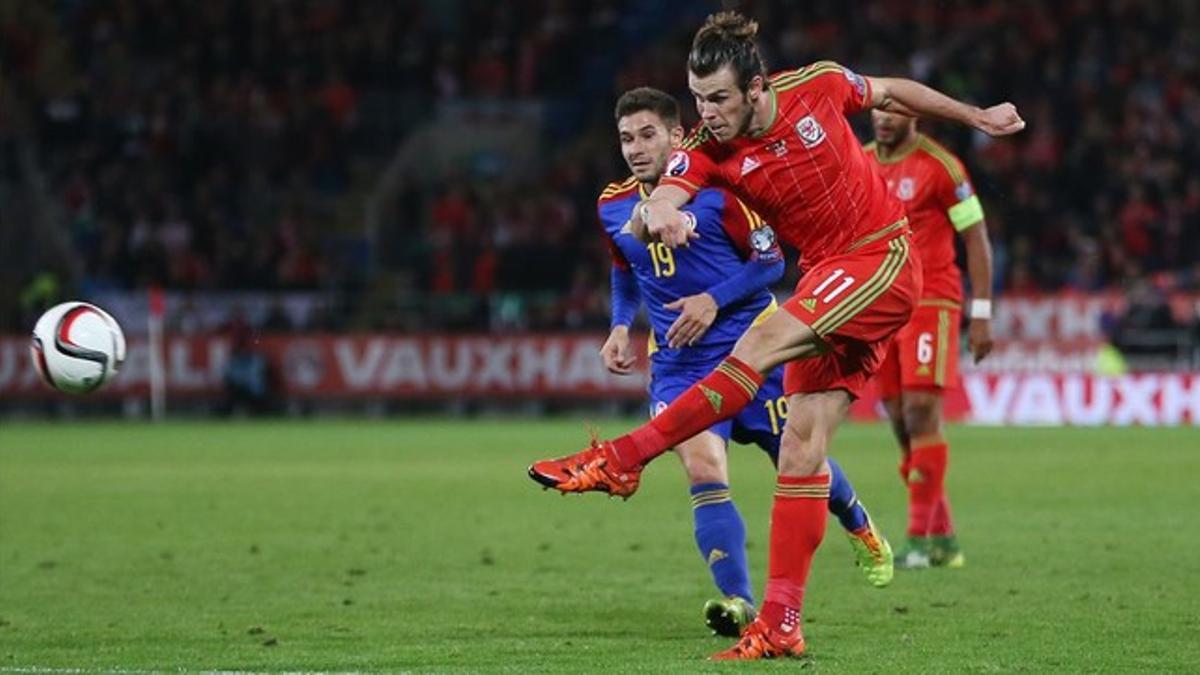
[648,363,786,464]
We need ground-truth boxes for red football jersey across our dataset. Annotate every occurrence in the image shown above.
[661,61,908,270]
[864,135,984,302]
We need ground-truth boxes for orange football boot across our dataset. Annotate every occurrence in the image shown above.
[527,439,642,498]
[709,617,806,661]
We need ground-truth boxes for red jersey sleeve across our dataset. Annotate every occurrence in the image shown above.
[787,61,872,115]
[658,129,722,196]
[931,157,964,210]
[718,191,784,263]
[925,143,985,231]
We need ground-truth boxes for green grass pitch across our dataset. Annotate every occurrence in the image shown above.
[1,420,1198,673]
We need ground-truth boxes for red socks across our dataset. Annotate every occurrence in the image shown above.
[762,473,830,627]
[906,434,949,538]
[929,495,955,537]
[610,357,763,470]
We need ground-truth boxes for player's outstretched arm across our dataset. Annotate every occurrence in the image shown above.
[867,77,1025,137]
[635,184,699,247]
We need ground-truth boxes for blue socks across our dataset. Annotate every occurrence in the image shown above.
[827,458,869,532]
[690,482,754,604]
[689,464,867,604]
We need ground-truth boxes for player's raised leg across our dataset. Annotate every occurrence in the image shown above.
[712,220,919,659]
[712,389,848,660]
[528,308,824,497]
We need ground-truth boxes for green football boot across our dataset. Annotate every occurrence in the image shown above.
[703,596,757,637]
[846,507,894,588]
[895,536,934,569]
[930,535,965,568]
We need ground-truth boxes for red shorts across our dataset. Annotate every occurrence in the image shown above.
[876,300,962,400]
[781,235,921,398]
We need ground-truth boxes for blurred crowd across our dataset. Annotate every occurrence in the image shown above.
[3,0,1199,333]
[400,0,1200,331]
[693,0,1200,296]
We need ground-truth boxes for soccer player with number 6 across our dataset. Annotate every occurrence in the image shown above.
[865,111,996,570]
[530,11,1024,660]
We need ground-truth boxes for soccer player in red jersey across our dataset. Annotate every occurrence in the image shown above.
[866,112,995,570]
[529,11,1024,660]
[595,87,893,637]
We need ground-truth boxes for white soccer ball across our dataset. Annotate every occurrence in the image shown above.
[30,301,127,394]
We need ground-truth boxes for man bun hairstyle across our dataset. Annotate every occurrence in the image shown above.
[614,86,681,128]
[688,11,768,92]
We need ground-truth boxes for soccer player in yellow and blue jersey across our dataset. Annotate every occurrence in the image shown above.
[539,86,892,636]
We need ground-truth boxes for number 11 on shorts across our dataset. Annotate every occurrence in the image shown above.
[811,268,857,304]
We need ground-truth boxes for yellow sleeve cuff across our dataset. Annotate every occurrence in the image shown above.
[949,194,984,231]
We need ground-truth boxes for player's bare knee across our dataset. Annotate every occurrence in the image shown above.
[776,394,842,476]
[683,453,727,485]
[902,394,943,437]
[778,424,828,476]
[882,397,904,424]
[675,438,728,485]
[730,324,775,373]
[689,465,727,486]
[730,311,820,374]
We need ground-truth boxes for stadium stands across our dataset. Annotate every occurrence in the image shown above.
[2,0,1197,340]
